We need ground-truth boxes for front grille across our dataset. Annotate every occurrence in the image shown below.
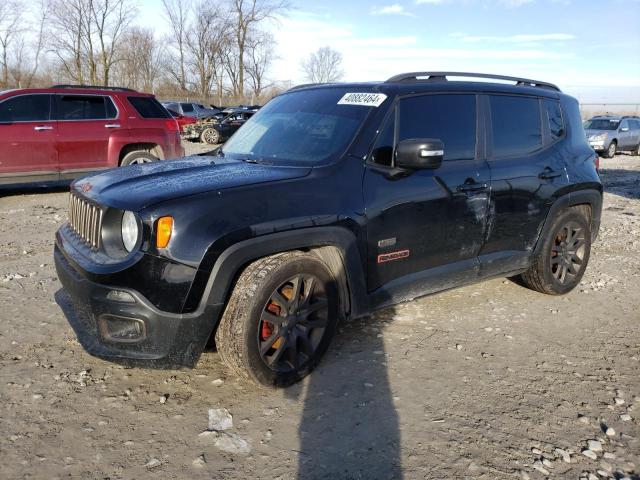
[68,193,103,250]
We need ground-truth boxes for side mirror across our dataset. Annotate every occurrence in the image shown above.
[395,138,444,170]
[620,126,629,132]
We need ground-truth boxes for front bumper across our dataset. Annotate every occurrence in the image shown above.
[54,245,223,368]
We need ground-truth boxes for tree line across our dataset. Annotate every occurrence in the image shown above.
[0,0,346,104]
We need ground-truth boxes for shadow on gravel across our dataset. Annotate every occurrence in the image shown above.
[599,168,640,201]
[0,183,70,198]
[287,306,403,480]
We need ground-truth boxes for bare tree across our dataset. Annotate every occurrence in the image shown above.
[50,0,91,83]
[24,0,51,87]
[162,0,191,92]
[90,0,137,85]
[115,27,163,92]
[301,46,344,84]
[187,1,230,98]
[0,0,23,88]
[244,31,275,100]
[228,0,289,97]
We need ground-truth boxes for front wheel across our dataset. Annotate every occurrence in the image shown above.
[518,209,591,295]
[603,141,617,158]
[215,252,341,387]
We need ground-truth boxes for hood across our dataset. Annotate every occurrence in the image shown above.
[585,129,610,137]
[72,156,311,211]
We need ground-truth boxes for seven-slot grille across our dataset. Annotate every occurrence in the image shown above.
[68,193,103,250]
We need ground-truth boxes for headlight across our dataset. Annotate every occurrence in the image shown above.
[590,133,607,141]
[121,211,139,252]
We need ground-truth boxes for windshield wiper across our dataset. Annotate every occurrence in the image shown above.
[239,157,272,165]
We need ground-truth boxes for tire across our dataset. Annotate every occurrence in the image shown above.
[603,141,617,158]
[201,128,220,145]
[215,251,341,387]
[120,151,158,166]
[633,143,640,156]
[518,208,591,295]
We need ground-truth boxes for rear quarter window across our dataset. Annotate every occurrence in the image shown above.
[490,95,542,157]
[543,99,564,141]
[128,96,171,119]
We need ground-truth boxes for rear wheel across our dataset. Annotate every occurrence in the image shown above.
[201,128,220,145]
[215,252,340,387]
[120,151,158,166]
[603,141,617,158]
[518,209,591,295]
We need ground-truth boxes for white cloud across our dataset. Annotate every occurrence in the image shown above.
[415,0,444,4]
[371,4,415,16]
[498,0,536,6]
[459,33,576,43]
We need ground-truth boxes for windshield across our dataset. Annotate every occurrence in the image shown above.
[181,103,194,112]
[584,119,619,130]
[222,87,382,165]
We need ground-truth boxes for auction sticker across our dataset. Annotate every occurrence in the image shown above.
[337,92,387,107]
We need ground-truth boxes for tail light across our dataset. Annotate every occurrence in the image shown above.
[594,154,600,171]
[164,119,179,132]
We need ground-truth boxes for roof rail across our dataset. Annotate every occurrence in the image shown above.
[287,83,326,92]
[51,84,137,92]
[385,72,560,92]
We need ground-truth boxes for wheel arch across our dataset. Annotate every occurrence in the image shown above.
[119,143,163,165]
[533,189,603,256]
[194,227,370,322]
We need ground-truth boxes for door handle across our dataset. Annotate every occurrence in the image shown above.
[104,124,121,128]
[34,125,53,131]
[538,167,562,180]
[456,182,488,193]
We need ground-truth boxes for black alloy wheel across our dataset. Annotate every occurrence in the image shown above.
[258,274,329,372]
[550,220,587,284]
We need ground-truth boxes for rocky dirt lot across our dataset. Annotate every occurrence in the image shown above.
[0,150,638,480]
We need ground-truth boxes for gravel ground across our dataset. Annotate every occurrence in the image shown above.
[0,149,638,480]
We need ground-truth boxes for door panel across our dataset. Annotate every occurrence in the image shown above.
[0,94,58,181]
[56,95,118,174]
[480,95,569,271]
[363,93,490,292]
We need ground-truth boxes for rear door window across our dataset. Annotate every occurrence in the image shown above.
[0,94,51,122]
[58,95,113,120]
[128,96,171,119]
[397,94,476,161]
[490,95,542,157]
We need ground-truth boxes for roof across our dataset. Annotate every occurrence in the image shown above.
[0,86,153,97]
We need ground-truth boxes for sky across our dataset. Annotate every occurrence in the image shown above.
[137,0,640,103]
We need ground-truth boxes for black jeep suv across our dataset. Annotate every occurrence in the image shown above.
[55,72,602,387]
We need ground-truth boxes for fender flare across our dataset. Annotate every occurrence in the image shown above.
[196,226,370,319]
[533,189,603,256]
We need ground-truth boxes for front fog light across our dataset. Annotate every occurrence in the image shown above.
[121,211,139,252]
[99,315,146,342]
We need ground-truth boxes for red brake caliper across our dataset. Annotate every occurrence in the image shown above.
[261,303,280,340]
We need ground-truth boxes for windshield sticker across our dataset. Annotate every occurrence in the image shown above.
[337,93,387,107]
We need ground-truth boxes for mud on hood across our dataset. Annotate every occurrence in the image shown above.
[72,156,311,211]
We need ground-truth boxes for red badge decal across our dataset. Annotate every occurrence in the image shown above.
[377,250,410,264]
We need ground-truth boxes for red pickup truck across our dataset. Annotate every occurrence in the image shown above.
[0,85,184,187]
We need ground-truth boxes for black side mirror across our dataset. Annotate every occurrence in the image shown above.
[395,138,444,170]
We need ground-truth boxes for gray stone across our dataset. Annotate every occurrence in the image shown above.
[208,408,233,431]
[145,458,161,469]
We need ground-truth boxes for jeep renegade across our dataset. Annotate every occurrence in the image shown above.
[54,72,602,387]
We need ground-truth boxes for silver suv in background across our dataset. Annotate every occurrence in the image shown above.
[161,101,220,119]
[584,115,640,157]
